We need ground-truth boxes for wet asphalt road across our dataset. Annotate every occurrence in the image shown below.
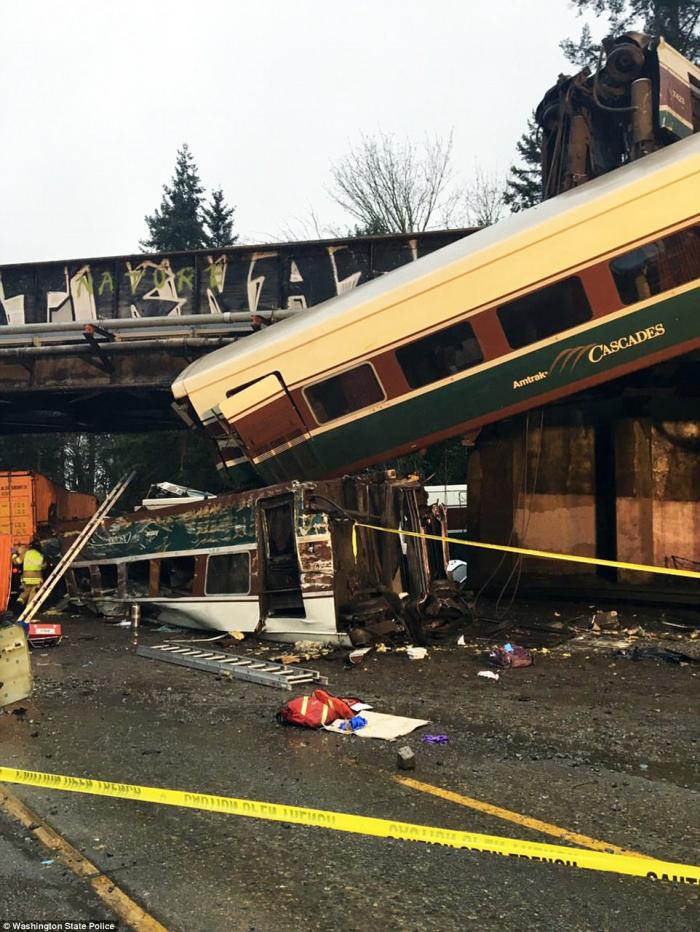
[0,608,698,931]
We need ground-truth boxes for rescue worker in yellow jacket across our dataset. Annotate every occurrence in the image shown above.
[11,544,26,602]
[18,539,45,608]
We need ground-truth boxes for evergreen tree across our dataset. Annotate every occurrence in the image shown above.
[140,144,207,252]
[561,2,700,66]
[203,187,238,248]
[387,436,468,486]
[503,113,542,213]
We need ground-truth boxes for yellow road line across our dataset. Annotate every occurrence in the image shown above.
[394,775,650,858]
[0,782,167,932]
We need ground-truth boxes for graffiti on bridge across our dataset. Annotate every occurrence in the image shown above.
[0,231,467,328]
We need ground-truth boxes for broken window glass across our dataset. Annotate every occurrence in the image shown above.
[396,320,483,389]
[205,552,250,595]
[498,276,591,350]
[305,364,384,424]
[610,226,700,305]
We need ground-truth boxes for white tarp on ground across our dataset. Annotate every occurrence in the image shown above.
[324,710,429,741]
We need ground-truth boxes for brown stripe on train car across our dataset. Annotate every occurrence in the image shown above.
[469,308,510,359]
[324,334,700,478]
[579,262,624,319]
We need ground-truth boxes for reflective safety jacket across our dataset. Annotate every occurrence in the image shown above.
[22,548,45,586]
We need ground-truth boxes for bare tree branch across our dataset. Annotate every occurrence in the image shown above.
[463,168,507,227]
[328,131,463,234]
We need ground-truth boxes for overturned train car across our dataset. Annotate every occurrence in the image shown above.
[63,474,461,645]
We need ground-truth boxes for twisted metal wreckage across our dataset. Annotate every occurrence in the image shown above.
[59,475,469,644]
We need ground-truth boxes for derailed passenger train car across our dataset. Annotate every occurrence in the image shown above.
[172,134,699,488]
[63,474,459,645]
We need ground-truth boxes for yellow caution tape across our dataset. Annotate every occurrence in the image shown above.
[354,522,700,580]
[0,766,698,884]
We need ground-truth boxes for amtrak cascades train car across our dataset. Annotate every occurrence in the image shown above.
[172,135,700,488]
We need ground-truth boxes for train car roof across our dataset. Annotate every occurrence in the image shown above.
[172,134,700,401]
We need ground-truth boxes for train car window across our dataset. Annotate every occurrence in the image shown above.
[396,320,483,389]
[205,552,251,595]
[160,556,195,597]
[98,564,118,592]
[72,566,93,594]
[126,560,151,597]
[497,277,591,349]
[610,226,700,305]
[305,364,384,424]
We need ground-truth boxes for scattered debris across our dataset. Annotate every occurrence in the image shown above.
[477,670,500,681]
[422,734,448,745]
[325,710,429,741]
[396,746,416,771]
[272,641,334,664]
[338,715,368,732]
[348,647,372,665]
[457,635,466,647]
[446,559,467,584]
[276,682,427,741]
[490,643,533,668]
[406,646,428,661]
[616,646,699,665]
[591,610,620,631]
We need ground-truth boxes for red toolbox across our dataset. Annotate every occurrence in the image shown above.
[27,621,62,648]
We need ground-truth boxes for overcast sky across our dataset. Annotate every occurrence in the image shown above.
[0,1,609,264]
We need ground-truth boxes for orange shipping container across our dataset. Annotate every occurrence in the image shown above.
[0,471,97,548]
[0,533,10,611]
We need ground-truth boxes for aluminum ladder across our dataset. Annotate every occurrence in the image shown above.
[18,469,137,626]
[136,642,329,690]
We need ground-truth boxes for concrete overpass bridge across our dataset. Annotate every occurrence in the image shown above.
[0,228,471,432]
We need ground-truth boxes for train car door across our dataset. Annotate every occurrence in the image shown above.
[258,495,306,620]
[220,374,321,479]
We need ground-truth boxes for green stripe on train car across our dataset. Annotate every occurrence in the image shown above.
[259,286,698,482]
